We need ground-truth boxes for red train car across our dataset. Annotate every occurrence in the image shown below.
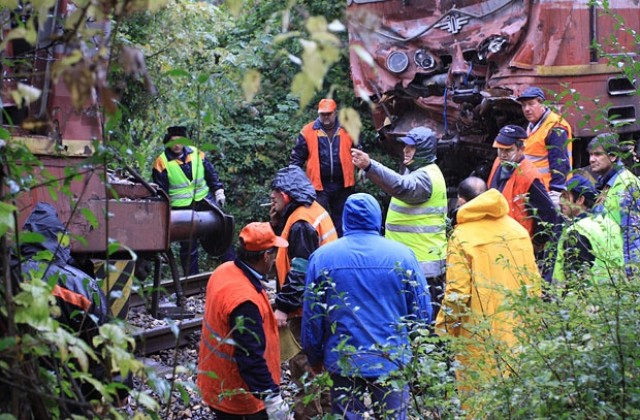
[347,0,640,184]
[1,0,174,255]
[1,1,233,316]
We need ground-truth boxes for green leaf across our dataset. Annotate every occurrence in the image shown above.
[197,73,210,84]
[0,202,16,237]
[19,231,45,244]
[80,208,99,229]
[107,240,120,257]
[0,336,17,352]
[164,69,191,78]
[129,389,160,412]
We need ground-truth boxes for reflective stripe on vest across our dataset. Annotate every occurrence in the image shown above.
[525,111,573,189]
[553,215,624,282]
[275,201,338,290]
[385,164,447,267]
[52,284,91,311]
[301,122,356,191]
[160,148,209,207]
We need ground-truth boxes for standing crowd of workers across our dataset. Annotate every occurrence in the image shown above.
[154,92,638,419]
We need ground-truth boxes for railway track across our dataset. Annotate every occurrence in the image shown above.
[132,272,210,356]
[129,271,211,308]
[134,317,203,355]
[131,272,276,356]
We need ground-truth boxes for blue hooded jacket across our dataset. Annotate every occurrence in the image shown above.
[301,193,432,376]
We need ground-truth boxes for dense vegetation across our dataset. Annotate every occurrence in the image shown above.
[1,0,639,418]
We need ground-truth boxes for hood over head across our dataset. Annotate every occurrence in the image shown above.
[402,126,437,169]
[457,189,508,224]
[270,165,317,206]
[21,202,72,264]
[342,193,382,234]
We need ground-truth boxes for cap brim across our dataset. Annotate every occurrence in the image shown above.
[516,95,542,102]
[396,136,416,146]
[492,140,513,149]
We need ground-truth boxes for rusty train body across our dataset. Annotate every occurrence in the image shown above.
[347,0,640,185]
[1,1,233,316]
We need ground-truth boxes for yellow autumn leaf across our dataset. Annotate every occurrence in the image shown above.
[225,0,244,18]
[291,73,316,111]
[242,69,261,102]
[306,16,328,33]
[0,28,23,51]
[339,108,362,146]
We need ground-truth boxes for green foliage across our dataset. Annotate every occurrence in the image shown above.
[469,277,640,418]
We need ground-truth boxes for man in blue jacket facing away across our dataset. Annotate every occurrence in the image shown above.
[301,193,432,418]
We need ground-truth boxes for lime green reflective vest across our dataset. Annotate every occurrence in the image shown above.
[553,214,624,282]
[160,147,209,207]
[600,168,640,225]
[385,164,447,275]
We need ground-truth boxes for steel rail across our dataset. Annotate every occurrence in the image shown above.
[129,271,211,308]
[133,317,203,355]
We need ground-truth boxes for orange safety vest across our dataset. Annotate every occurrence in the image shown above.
[487,158,542,238]
[301,122,356,191]
[197,262,281,415]
[525,111,573,190]
[275,201,337,316]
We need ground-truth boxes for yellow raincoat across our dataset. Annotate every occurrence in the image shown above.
[436,189,541,393]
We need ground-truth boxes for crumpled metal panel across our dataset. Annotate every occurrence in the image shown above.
[348,0,640,149]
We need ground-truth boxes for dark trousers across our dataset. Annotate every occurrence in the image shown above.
[426,273,446,320]
[179,237,199,277]
[330,374,409,419]
[316,184,354,237]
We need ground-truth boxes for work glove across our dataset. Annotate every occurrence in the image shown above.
[214,189,226,208]
[264,393,291,420]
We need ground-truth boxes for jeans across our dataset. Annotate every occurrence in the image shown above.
[330,374,409,419]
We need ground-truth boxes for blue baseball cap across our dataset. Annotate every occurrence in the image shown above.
[566,175,598,202]
[493,125,528,148]
[517,86,546,102]
[396,135,416,146]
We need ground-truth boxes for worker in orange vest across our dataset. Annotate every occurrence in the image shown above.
[487,125,558,249]
[198,222,291,419]
[517,86,573,207]
[270,165,337,419]
[290,98,356,236]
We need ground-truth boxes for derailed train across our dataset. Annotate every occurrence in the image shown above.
[347,0,640,187]
[0,1,233,317]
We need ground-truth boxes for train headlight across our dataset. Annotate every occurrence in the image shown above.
[477,36,508,61]
[414,50,436,70]
[386,51,409,73]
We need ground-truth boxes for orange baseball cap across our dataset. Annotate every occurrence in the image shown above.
[318,98,337,113]
[239,222,288,251]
